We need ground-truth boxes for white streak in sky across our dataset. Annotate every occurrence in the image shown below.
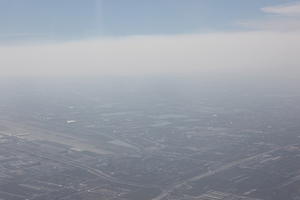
[262,2,300,17]
[0,31,300,78]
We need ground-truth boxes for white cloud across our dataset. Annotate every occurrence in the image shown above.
[0,32,300,78]
[239,2,300,31]
[262,2,300,17]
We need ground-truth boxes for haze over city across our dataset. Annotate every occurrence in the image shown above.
[0,1,300,200]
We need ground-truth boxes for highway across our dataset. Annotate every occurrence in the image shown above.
[151,147,281,200]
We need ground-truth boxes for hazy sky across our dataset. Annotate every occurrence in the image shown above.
[0,0,300,77]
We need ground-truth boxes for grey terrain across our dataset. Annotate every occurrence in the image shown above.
[0,76,300,200]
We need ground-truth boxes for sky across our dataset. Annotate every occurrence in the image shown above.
[0,0,298,40]
[0,0,300,77]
